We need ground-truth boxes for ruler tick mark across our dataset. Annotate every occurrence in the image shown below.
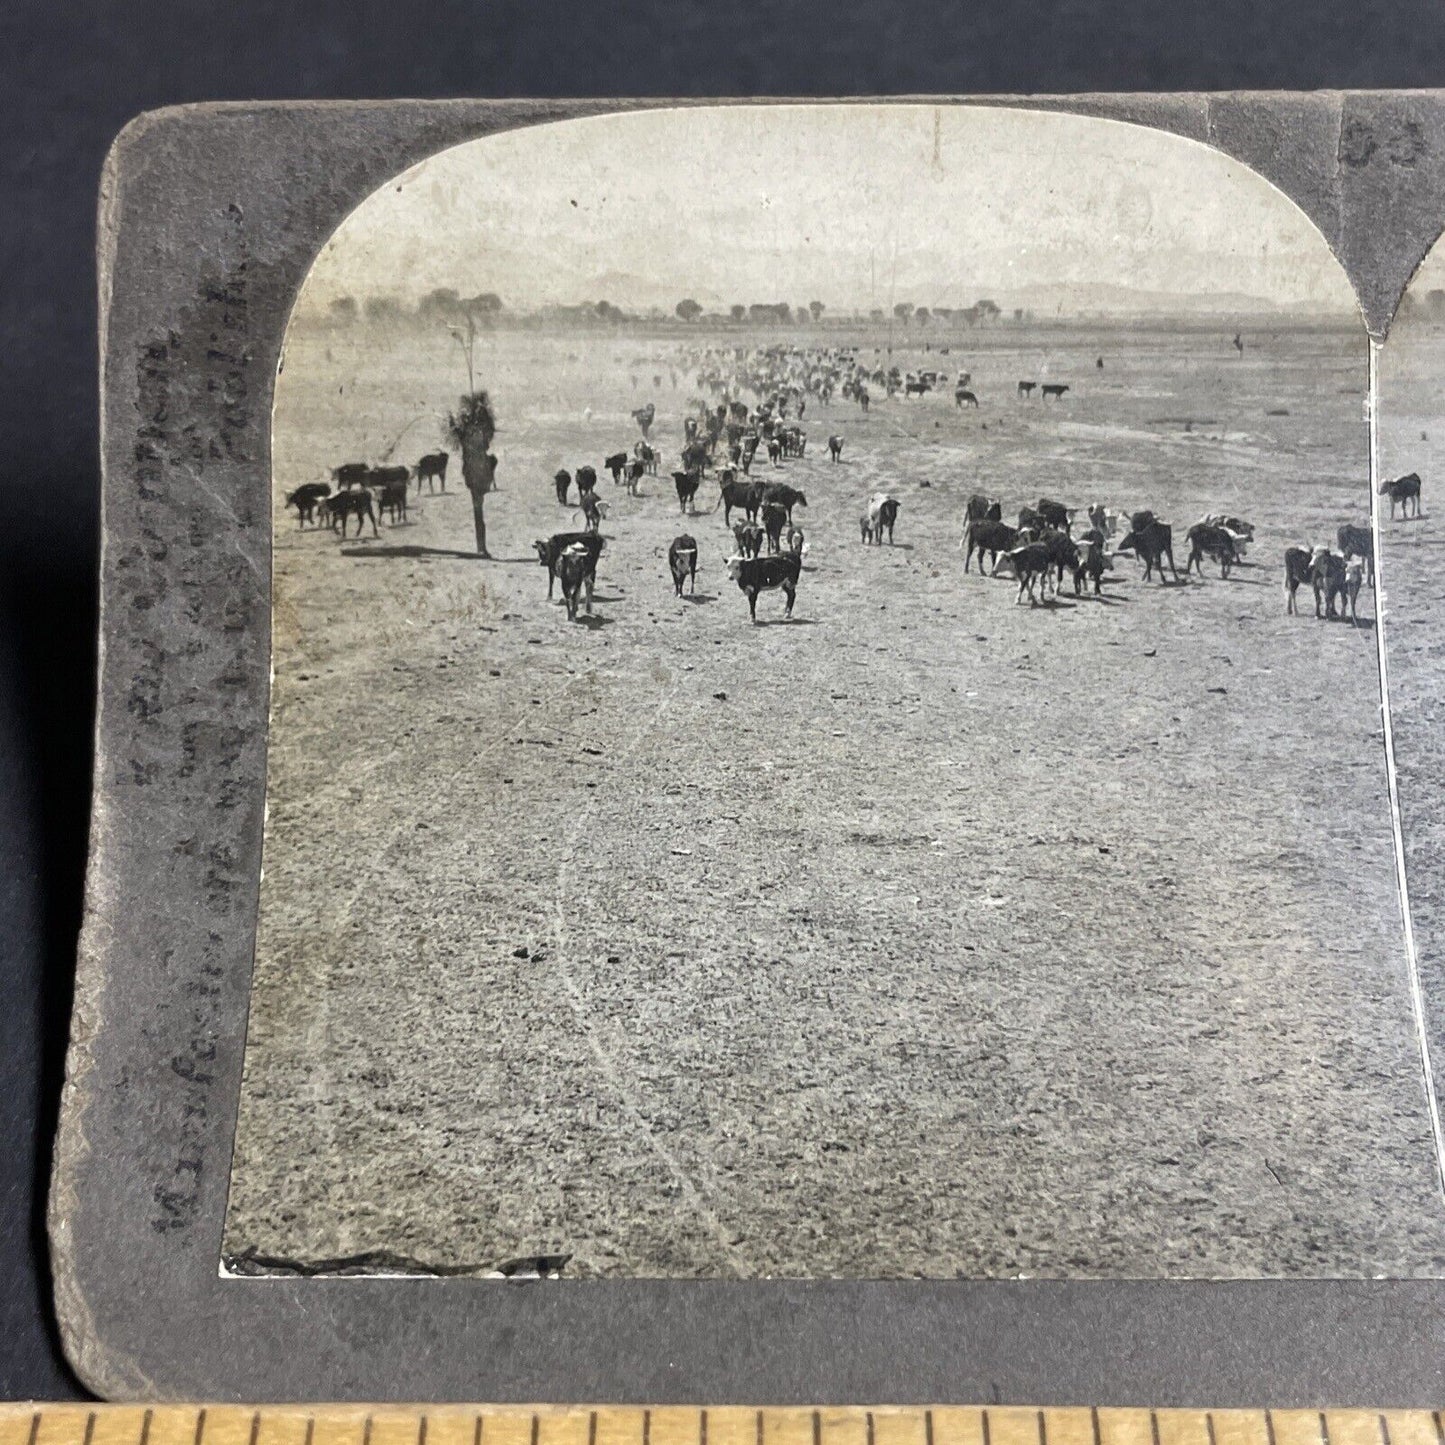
[1379,1417,1391,1445]
[26,1412,39,1445]
[1150,1414,1161,1445]
[141,1410,154,1445]
[83,1415,96,1445]
[1207,1415,1217,1445]
[1092,1408,1102,1445]
[700,1412,707,1445]
[589,1415,597,1445]
[249,1412,261,1445]
[195,1409,208,1445]
[1039,1411,1048,1445]
[813,1412,821,1445]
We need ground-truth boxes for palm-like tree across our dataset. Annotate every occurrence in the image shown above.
[447,390,497,557]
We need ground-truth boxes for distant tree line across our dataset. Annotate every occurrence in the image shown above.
[319,289,1024,329]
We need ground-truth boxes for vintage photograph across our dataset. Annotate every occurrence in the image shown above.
[222,104,1445,1279]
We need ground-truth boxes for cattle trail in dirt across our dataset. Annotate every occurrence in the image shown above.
[223,319,1445,1281]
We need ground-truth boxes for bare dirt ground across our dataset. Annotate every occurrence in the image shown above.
[223,319,1445,1278]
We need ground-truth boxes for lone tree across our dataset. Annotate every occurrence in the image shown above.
[730,304,746,322]
[893,302,914,326]
[915,307,931,327]
[675,298,704,322]
[809,300,825,322]
[447,391,498,558]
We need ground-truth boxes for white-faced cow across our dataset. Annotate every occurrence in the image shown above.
[867,493,900,545]
[1283,546,1312,614]
[1184,522,1238,578]
[534,532,604,603]
[726,550,802,623]
[668,535,698,596]
[1336,523,1374,587]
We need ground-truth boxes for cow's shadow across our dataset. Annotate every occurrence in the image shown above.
[680,592,718,604]
[574,614,614,630]
[342,544,482,560]
[751,615,818,627]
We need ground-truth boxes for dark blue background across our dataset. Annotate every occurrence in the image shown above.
[5,0,1445,1399]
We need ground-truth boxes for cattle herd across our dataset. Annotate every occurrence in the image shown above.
[284,344,1425,630]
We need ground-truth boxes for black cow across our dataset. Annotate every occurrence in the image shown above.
[414,452,449,493]
[1036,498,1072,533]
[965,494,1002,523]
[556,544,596,621]
[961,518,1018,573]
[331,461,370,489]
[761,501,789,554]
[576,491,606,534]
[375,478,409,525]
[1309,547,1348,619]
[955,388,979,408]
[533,532,604,601]
[604,451,628,485]
[1041,384,1070,401]
[828,435,844,462]
[1008,542,1054,604]
[1017,381,1036,399]
[554,469,572,506]
[324,488,378,537]
[1043,529,1080,586]
[1117,519,1177,582]
[364,464,410,493]
[631,403,656,438]
[635,441,659,474]
[625,459,646,495]
[1185,522,1238,578]
[673,469,701,513]
[1379,471,1422,519]
[716,478,764,526]
[733,521,764,558]
[727,551,802,623]
[285,482,331,527]
[1284,547,1313,614]
[668,535,698,596]
[1337,523,1374,586]
[761,483,807,521]
[575,465,599,498]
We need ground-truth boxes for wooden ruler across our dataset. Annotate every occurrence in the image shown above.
[0,1408,1440,1445]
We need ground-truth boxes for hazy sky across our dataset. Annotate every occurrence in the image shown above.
[297,104,1358,317]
